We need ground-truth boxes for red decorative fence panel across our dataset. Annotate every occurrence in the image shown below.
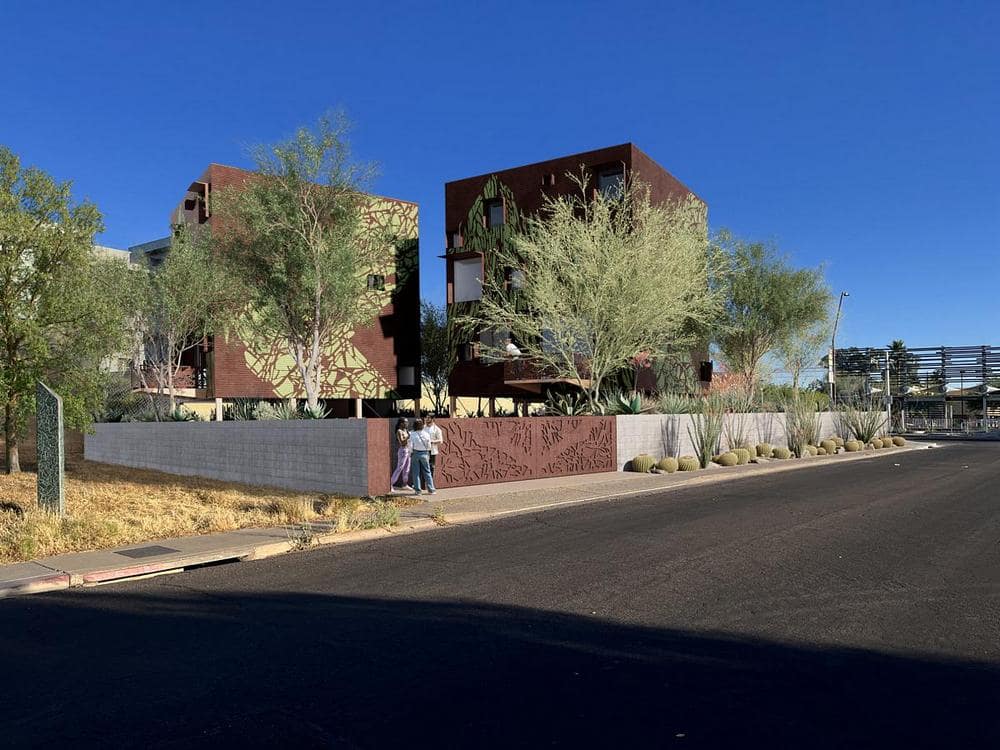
[430,417,616,489]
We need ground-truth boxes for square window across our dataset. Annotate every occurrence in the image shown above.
[453,257,483,302]
[597,167,624,199]
[367,274,385,291]
[486,199,504,227]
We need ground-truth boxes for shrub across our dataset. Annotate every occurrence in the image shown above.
[772,446,792,459]
[656,457,679,473]
[837,399,888,444]
[677,456,700,472]
[755,443,773,458]
[733,447,752,465]
[658,393,701,414]
[629,454,656,473]
[892,436,906,447]
[714,452,738,467]
[546,392,591,416]
[784,396,823,456]
[257,400,300,420]
[844,440,862,452]
[816,446,827,455]
[687,396,724,468]
[167,406,201,422]
[224,398,259,421]
[820,439,837,454]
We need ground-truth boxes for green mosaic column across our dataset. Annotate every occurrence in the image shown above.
[35,382,65,516]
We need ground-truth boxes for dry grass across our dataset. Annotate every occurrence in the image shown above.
[0,460,399,564]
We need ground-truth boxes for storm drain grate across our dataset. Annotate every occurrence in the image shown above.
[115,545,180,559]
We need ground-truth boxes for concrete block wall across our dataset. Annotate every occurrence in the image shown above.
[615,413,844,470]
[85,420,372,496]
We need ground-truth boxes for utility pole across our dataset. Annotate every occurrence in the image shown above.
[829,291,849,401]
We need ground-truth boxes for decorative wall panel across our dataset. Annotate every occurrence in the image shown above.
[430,417,616,489]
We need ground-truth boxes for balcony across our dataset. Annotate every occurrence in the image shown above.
[503,356,591,393]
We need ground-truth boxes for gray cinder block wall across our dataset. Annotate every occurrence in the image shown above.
[615,413,845,470]
[85,420,371,496]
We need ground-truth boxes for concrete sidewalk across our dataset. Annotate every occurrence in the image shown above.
[0,442,935,599]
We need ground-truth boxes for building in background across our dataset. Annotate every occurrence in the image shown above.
[444,143,710,413]
[131,163,420,418]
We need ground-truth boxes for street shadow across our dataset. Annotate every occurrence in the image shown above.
[0,590,997,748]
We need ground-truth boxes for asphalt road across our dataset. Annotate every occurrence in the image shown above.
[2,442,999,748]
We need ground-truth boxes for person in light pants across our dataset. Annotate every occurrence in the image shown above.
[390,418,412,490]
[408,418,436,495]
[426,415,444,476]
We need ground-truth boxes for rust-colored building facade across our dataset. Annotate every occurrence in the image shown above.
[135,163,420,416]
[444,143,705,403]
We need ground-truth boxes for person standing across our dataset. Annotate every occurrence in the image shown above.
[390,418,412,490]
[408,418,436,495]
[426,415,444,476]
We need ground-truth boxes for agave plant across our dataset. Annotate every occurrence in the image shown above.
[257,400,300,420]
[658,392,701,414]
[545,392,591,416]
[167,405,201,422]
[223,398,260,421]
[299,401,330,419]
[604,389,654,415]
[687,395,724,468]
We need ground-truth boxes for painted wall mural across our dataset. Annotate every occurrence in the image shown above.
[234,197,418,400]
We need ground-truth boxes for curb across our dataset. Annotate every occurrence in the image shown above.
[0,442,935,599]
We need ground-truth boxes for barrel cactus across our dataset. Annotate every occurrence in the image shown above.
[630,454,656,473]
[772,446,792,459]
[678,456,700,472]
[714,452,738,467]
[871,438,883,449]
[656,457,679,474]
[833,437,845,448]
[816,446,827,455]
[844,440,862,452]
[820,439,837,454]
[892,436,906,447]
[804,444,818,456]
[733,447,752,465]
[755,443,773,459]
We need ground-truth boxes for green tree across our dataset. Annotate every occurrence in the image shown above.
[776,318,830,395]
[0,147,131,473]
[714,232,831,394]
[420,300,451,415]
[212,112,393,410]
[130,225,242,414]
[467,172,722,411]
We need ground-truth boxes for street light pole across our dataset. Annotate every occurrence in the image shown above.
[829,291,849,401]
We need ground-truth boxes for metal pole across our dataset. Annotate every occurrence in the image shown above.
[885,349,891,432]
[829,291,849,402]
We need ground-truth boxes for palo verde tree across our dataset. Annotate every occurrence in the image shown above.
[0,146,132,473]
[213,112,394,410]
[713,232,831,394]
[130,224,242,414]
[468,171,722,412]
[420,300,451,415]
[775,317,831,396]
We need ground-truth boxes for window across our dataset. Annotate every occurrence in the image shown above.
[448,231,463,249]
[452,257,483,302]
[459,342,479,362]
[485,199,504,227]
[398,366,416,386]
[367,274,385,291]
[597,167,625,199]
[541,173,556,187]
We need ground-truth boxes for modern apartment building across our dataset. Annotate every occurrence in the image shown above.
[132,163,421,417]
[444,143,708,409]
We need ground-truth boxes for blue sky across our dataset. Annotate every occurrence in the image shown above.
[2,1,996,351]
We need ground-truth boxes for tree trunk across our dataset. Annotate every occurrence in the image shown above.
[4,400,21,475]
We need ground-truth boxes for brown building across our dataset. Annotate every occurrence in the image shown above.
[444,143,706,406]
[133,163,420,417]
